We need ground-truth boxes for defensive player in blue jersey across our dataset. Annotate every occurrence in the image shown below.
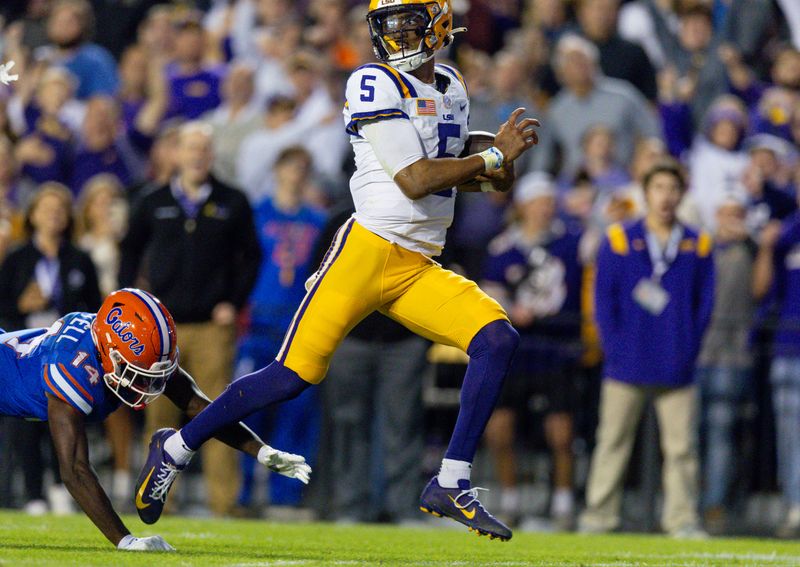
[0,288,310,551]
[136,0,539,541]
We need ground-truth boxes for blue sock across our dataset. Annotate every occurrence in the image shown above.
[444,319,519,463]
[180,360,311,450]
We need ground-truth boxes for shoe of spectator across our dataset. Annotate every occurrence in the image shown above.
[47,484,74,516]
[553,511,576,532]
[670,524,710,539]
[419,477,512,541]
[776,506,800,539]
[703,506,727,536]
[23,499,48,516]
[577,512,618,534]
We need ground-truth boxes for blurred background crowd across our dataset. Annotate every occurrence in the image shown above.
[0,0,799,539]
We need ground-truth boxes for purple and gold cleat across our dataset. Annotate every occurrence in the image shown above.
[419,477,512,541]
[134,428,185,524]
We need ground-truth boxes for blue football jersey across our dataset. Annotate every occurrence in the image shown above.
[0,312,120,422]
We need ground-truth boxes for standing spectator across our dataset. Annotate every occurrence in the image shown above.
[533,34,660,178]
[696,198,757,534]
[618,0,677,70]
[0,182,101,516]
[165,16,223,121]
[322,205,429,523]
[576,0,657,100]
[741,137,798,235]
[482,173,584,530]
[657,4,728,128]
[203,62,261,188]
[119,121,261,517]
[753,203,800,539]
[681,97,751,230]
[236,96,304,203]
[469,50,540,175]
[12,68,76,187]
[233,146,325,512]
[70,97,132,193]
[580,160,714,537]
[43,0,119,99]
[565,125,631,195]
[75,173,132,509]
[0,135,30,262]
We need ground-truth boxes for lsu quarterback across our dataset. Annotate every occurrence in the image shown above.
[137,0,539,541]
[0,289,310,551]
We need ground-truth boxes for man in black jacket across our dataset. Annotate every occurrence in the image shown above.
[119,121,261,516]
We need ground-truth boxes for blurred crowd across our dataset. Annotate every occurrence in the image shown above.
[0,0,799,539]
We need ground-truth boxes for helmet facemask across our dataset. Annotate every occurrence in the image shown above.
[368,4,440,72]
[102,348,177,410]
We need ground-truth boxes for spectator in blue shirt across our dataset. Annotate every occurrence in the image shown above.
[234,146,326,511]
[580,160,714,538]
[44,0,119,99]
[753,200,800,539]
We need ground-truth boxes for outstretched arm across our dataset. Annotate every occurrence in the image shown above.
[164,368,311,483]
[47,394,130,545]
[163,367,263,457]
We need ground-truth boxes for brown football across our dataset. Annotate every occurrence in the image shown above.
[459,131,495,157]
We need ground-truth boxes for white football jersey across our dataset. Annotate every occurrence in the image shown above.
[343,62,470,256]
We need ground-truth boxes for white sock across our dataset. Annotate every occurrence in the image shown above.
[551,488,574,517]
[163,430,195,466]
[438,458,471,488]
[500,487,520,515]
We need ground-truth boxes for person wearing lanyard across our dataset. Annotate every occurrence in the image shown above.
[579,160,715,538]
[0,182,102,516]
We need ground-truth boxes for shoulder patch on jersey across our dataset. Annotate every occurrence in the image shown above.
[357,63,418,99]
[44,364,93,415]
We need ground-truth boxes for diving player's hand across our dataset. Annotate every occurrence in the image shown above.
[494,108,540,163]
[258,445,312,484]
[117,534,175,551]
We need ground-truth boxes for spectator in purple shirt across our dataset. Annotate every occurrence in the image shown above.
[71,97,134,194]
[13,68,75,187]
[754,206,800,539]
[165,17,223,121]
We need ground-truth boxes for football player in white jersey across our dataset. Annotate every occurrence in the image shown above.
[136,0,539,541]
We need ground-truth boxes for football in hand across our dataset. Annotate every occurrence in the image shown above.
[459,131,496,157]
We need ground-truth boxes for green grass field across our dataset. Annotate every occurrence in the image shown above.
[0,511,798,566]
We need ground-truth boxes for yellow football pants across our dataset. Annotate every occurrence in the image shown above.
[277,218,508,384]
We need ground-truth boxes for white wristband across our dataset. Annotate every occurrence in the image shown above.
[478,146,504,172]
[480,181,497,192]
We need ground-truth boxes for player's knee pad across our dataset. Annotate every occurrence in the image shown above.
[468,319,519,362]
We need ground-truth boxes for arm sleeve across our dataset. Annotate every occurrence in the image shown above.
[344,66,410,135]
[43,364,93,416]
[360,119,426,179]
[593,237,622,352]
[693,240,716,357]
